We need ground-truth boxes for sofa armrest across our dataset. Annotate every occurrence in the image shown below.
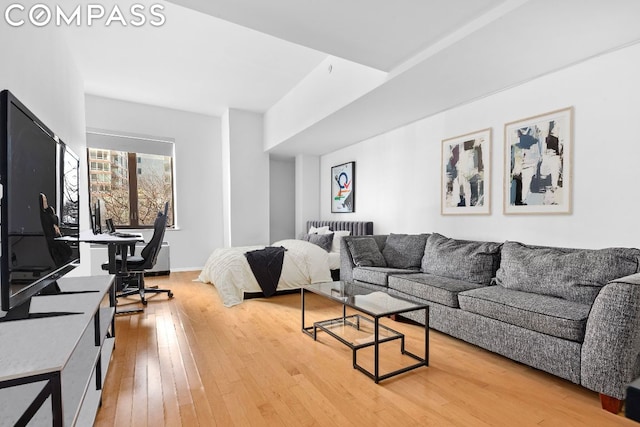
[340,235,387,281]
[581,273,640,399]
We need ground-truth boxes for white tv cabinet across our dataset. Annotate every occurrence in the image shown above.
[0,275,115,426]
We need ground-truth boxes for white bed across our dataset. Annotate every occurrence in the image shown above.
[197,239,332,307]
[198,221,374,307]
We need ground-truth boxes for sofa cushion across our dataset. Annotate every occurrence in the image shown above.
[353,267,418,287]
[381,233,429,269]
[422,233,502,285]
[458,286,591,342]
[388,273,485,308]
[495,241,640,304]
[347,237,387,267]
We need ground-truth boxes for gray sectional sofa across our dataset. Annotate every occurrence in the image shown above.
[340,232,640,412]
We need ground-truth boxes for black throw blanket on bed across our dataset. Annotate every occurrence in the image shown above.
[244,246,287,297]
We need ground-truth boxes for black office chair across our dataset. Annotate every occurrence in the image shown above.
[102,203,173,307]
[39,193,73,267]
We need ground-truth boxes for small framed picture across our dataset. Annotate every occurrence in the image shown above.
[331,162,355,213]
[441,128,491,215]
[504,107,573,214]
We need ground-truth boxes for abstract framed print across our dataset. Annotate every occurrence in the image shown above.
[331,161,355,213]
[504,107,573,214]
[441,128,491,215]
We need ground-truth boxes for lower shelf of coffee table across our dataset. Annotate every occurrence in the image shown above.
[312,314,404,350]
[309,313,427,383]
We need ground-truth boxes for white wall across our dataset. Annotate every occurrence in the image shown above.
[0,26,85,149]
[295,154,320,236]
[85,95,223,270]
[0,25,89,275]
[269,156,295,241]
[320,42,640,249]
[221,110,232,247]
[222,109,270,246]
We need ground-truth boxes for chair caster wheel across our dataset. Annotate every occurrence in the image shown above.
[168,292,174,299]
[142,300,148,306]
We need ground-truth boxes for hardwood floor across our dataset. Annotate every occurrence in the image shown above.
[95,271,634,426]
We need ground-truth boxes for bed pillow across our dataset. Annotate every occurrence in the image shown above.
[347,237,387,267]
[382,233,429,269]
[302,232,334,252]
[309,225,330,235]
[298,225,331,241]
[330,230,351,254]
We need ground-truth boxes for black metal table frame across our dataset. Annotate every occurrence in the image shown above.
[301,287,429,383]
[0,279,116,426]
[94,235,144,315]
[0,372,62,426]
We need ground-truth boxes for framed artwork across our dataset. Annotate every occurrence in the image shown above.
[441,128,491,215]
[331,161,355,213]
[504,107,573,214]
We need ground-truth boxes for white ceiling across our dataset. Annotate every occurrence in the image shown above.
[63,0,326,116]
[65,0,507,116]
[65,0,640,156]
[268,0,640,156]
[163,0,505,72]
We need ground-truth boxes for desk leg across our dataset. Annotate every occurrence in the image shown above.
[120,246,128,274]
[111,243,144,315]
[108,242,129,274]
[107,243,117,273]
[109,279,116,338]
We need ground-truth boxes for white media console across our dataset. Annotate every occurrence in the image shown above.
[0,275,115,426]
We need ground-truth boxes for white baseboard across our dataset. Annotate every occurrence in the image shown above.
[169,267,203,272]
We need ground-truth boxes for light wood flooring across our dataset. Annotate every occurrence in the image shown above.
[94,271,634,426]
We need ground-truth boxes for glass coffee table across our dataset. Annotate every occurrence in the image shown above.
[301,281,429,383]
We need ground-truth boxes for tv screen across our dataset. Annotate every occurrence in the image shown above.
[0,90,80,313]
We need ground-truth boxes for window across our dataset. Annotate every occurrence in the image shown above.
[87,131,175,228]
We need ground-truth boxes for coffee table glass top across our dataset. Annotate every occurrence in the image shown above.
[305,281,426,317]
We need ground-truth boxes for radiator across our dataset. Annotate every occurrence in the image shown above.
[135,242,170,276]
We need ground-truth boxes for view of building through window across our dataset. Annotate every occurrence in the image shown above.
[88,148,174,227]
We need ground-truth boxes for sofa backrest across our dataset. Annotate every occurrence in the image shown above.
[340,235,388,281]
[380,233,430,269]
[495,241,640,304]
[422,233,502,286]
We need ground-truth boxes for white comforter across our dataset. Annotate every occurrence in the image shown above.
[197,239,332,307]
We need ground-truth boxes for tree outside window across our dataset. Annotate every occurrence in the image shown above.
[87,148,174,228]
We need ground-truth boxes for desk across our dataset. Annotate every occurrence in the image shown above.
[78,230,144,316]
[78,230,144,273]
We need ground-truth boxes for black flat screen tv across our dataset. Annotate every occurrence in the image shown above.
[0,90,80,315]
